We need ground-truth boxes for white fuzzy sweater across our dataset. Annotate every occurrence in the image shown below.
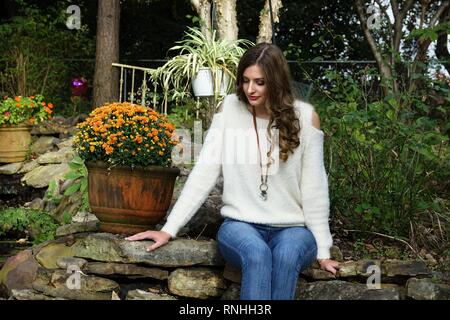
[161,94,333,259]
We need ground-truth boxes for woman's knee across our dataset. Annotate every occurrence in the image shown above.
[242,244,271,266]
[217,220,271,266]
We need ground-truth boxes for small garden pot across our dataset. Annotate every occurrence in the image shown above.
[86,161,180,234]
[0,124,32,163]
[192,68,230,97]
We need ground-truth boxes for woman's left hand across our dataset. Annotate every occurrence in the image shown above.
[318,259,340,275]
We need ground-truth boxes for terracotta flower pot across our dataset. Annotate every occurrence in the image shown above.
[0,124,32,163]
[86,161,180,234]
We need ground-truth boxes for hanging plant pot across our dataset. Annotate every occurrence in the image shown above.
[0,124,32,163]
[192,68,230,97]
[192,67,214,97]
[86,161,180,234]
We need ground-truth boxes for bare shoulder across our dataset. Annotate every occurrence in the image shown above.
[311,111,321,130]
[216,100,224,113]
[295,100,321,130]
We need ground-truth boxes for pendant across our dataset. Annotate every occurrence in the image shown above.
[259,183,268,201]
[260,190,267,201]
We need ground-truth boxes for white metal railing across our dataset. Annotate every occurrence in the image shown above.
[112,63,166,114]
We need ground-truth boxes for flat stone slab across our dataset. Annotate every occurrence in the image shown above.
[84,262,169,280]
[72,233,225,267]
[297,280,401,300]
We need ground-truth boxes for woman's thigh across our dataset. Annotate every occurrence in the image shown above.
[216,219,270,268]
[269,226,317,272]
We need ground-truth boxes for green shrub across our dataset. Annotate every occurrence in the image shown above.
[0,0,95,116]
[0,208,59,244]
[312,69,450,252]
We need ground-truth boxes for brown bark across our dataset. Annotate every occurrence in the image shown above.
[354,0,397,95]
[93,0,121,109]
[214,0,238,41]
[190,0,213,41]
[257,0,283,44]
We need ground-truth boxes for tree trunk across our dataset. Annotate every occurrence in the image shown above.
[93,0,120,109]
[354,0,397,96]
[214,0,238,41]
[190,0,213,41]
[257,0,283,44]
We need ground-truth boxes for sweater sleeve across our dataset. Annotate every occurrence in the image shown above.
[161,112,224,237]
[300,125,333,260]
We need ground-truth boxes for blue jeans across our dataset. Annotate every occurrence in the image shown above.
[217,218,317,300]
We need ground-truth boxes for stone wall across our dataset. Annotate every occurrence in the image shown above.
[1,224,449,300]
[1,117,449,300]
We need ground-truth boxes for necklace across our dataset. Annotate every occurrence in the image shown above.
[250,105,274,201]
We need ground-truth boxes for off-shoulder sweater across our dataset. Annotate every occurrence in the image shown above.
[161,94,333,259]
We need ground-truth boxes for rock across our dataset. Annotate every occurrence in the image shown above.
[50,192,83,223]
[72,233,225,267]
[297,280,400,300]
[0,162,24,175]
[0,250,40,295]
[31,119,75,136]
[338,260,382,278]
[56,138,74,149]
[32,268,120,300]
[21,163,70,188]
[84,262,168,280]
[431,271,450,285]
[220,283,240,300]
[331,245,344,261]
[11,289,65,300]
[55,221,99,237]
[406,277,450,300]
[182,195,224,238]
[167,267,227,299]
[35,242,75,269]
[382,259,430,279]
[168,169,223,238]
[18,160,39,174]
[126,289,177,300]
[56,257,88,270]
[71,211,99,224]
[30,137,59,155]
[223,263,241,283]
[24,198,44,210]
[36,147,75,164]
[424,254,438,267]
[301,267,337,280]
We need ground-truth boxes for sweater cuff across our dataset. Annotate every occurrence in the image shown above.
[160,223,179,239]
[316,246,331,260]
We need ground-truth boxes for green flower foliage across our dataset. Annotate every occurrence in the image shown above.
[0,95,54,125]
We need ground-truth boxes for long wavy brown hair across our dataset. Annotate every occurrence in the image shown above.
[236,43,300,162]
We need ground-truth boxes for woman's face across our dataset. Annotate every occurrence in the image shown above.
[243,64,268,109]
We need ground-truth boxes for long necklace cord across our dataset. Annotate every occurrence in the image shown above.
[251,106,273,201]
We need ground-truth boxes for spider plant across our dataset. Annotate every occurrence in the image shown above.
[153,27,253,112]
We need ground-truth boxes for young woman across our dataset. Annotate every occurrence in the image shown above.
[125,43,339,300]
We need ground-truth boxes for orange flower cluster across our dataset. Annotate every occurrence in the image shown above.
[73,102,178,167]
[0,95,53,126]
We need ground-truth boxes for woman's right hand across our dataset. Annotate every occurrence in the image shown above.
[124,230,172,252]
